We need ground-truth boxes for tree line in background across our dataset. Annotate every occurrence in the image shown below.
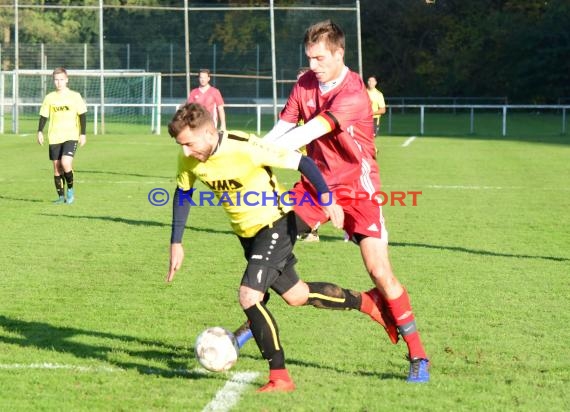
[0,0,568,103]
[362,0,569,103]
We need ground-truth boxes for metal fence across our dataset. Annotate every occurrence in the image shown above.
[384,105,569,137]
[3,99,567,138]
[0,0,361,123]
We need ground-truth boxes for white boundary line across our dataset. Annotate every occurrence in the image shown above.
[0,363,256,411]
[202,371,259,412]
[402,136,416,147]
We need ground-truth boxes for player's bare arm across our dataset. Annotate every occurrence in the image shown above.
[166,243,184,283]
[166,187,192,283]
[218,106,226,131]
[79,113,87,146]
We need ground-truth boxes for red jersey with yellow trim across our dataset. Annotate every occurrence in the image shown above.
[279,69,376,189]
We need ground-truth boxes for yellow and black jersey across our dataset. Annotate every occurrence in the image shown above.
[177,130,302,238]
[367,87,385,123]
[39,89,87,144]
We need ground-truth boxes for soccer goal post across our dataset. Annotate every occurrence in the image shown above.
[0,70,162,135]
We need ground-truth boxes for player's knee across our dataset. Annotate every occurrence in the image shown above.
[369,261,395,284]
[61,160,73,171]
[281,281,309,306]
[370,267,402,297]
[284,294,307,307]
[238,286,264,310]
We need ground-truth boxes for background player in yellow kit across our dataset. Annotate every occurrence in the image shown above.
[37,67,87,204]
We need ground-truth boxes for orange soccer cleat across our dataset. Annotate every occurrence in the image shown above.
[257,379,296,393]
[361,288,399,344]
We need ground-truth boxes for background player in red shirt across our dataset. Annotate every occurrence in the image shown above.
[187,68,226,131]
[264,20,430,383]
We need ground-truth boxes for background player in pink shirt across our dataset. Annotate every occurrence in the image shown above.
[187,68,226,131]
[264,20,430,383]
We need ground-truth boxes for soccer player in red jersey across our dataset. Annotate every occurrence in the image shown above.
[187,68,226,131]
[166,103,397,393]
[265,20,430,383]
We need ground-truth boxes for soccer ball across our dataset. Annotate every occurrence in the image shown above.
[195,327,239,372]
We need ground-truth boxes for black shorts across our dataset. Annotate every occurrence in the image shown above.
[49,140,78,161]
[239,212,299,295]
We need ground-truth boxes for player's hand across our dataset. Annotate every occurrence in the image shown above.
[79,134,86,147]
[321,192,344,229]
[166,243,184,283]
[37,132,44,146]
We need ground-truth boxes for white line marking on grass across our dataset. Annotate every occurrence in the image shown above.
[0,362,124,373]
[202,371,259,412]
[402,136,416,147]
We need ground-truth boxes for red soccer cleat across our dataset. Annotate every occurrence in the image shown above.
[257,379,296,393]
[361,288,399,344]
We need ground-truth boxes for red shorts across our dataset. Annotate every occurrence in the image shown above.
[291,179,388,242]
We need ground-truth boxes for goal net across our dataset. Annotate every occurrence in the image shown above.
[0,70,162,135]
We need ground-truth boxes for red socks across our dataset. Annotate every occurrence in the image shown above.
[387,289,427,359]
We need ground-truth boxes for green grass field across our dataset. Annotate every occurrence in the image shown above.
[1,123,569,411]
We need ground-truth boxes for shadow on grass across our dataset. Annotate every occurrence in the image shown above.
[39,213,235,236]
[310,235,569,262]
[0,195,44,203]
[40,213,169,228]
[0,316,397,382]
[80,169,171,180]
[40,212,569,262]
[237,353,402,381]
[0,316,209,379]
[390,241,570,262]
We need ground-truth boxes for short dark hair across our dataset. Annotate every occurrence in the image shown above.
[304,20,345,53]
[198,68,211,75]
[168,103,212,138]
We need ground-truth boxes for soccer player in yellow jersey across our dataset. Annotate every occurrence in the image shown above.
[37,67,87,204]
[366,75,386,137]
[166,103,395,393]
